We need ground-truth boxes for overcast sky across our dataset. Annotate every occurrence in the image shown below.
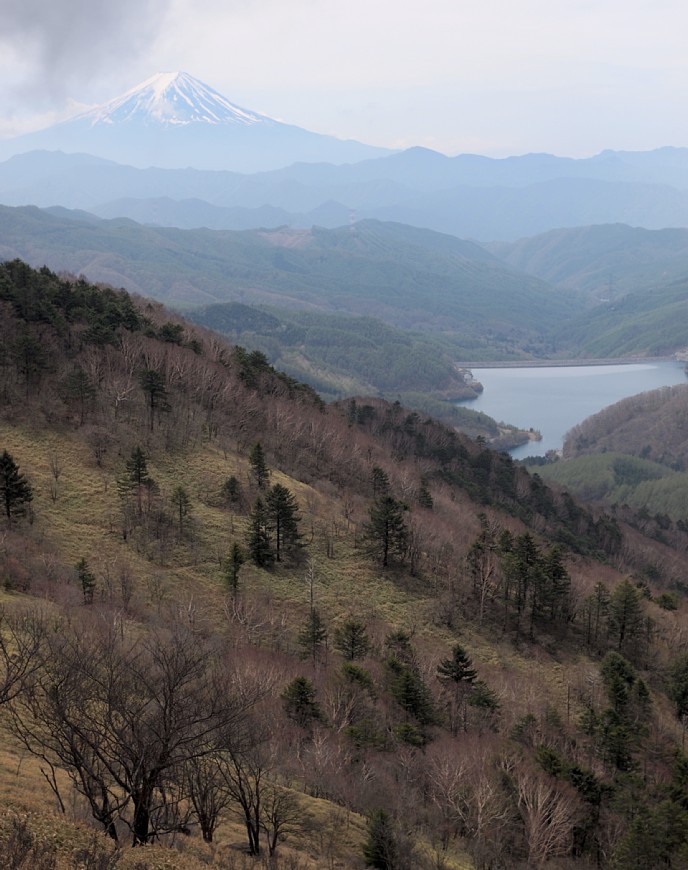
[1,0,688,157]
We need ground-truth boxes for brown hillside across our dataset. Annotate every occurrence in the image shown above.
[1,260,688,869]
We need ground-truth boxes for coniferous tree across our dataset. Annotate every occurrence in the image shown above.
[583,581,611,647]
[437,643,478,734]
[363,810,400,869]
[265,483,302,562]
[75,557,96,604]
[416,478,433,510]
[371,466,390,498]
[171,485,191,536]
[221,475,242,507]
[363,496,408,568]
[669,653,688,719]
[0,450,33,525]
[247,497,274,568]
[12,330,48,398]
[437,644,477,685]
[298,608,328,664]
[64,366,96,425]
[467,680,501,733]
[248,442,270,490]
[224,542,245,597]
[334,618,370,661]
[139,368,170,432]
[281,676,322,727]
[609,579,644,653]
[384,630,435,730]
[117,446,153,516]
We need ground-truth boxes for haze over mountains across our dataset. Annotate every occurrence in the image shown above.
[4,73,688,241]
[2,70,688,373]
[6,148,688,242]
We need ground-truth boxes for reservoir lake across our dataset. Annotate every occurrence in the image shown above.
[457,361,688,460]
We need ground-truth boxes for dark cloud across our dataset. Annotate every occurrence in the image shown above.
[2,0,170,101]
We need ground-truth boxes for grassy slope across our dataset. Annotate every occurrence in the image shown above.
[0,422,475,870]
[4,265,688,868]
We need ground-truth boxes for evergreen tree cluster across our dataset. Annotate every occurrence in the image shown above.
[0,450,33,525]
[248,484,303,567]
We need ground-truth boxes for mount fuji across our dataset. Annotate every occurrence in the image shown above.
[0,72,392,172]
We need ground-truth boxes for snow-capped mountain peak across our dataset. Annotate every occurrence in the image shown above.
[76,71,273,129]
[0,72,391,171]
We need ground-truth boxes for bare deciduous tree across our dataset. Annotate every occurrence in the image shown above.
[514,766,580,868]
[8,616,258,846]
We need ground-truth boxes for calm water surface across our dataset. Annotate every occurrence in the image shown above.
[458,361,687,460]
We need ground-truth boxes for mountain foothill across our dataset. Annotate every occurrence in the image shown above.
[2,73,688,869]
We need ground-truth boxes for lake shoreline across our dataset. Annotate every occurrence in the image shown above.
[458,356,679,369]
[456,360,688,459]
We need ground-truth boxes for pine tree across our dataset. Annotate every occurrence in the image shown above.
[75,557,96,604]
[417,478,433,510]
[669,653,688,719]
[298,608,328,664]
[437,644,477,685]
[609,579,644,652]
[221,475,242,507]
[139,368,170,432]
[334,618,370,661]
[224,542,245,597]
[363,810,400,869]
[171,485,191,536]
[265,483,302,562]
[281,676,322,727]
[247,497,274,568]
[117,446,153,516]
[0,450,33,525]
[248,442,270,490]
[363,496,408,568]
[371,466,390,497]
[64,366,96,425]
[437,643,478,735]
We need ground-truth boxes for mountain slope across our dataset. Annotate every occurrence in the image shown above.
[0,72,391,172]
[555,274,688,357]
[532,384,688,520]
[490,223,688,297]
[563,384,688,469]
[0,205,576,357]
[3,261,688,868]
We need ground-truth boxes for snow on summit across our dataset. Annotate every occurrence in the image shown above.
[76,72,273,128]
[0,72,391,171]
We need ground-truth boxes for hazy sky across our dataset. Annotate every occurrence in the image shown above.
[2,0,688,157]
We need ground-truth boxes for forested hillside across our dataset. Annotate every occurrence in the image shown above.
[3,262,688,868]
[489,224,688,298]
[487,224,688,359]
[0,205,577,358]
[554,273,688,358]
[189,303,477,401]
[564,384,688,469]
